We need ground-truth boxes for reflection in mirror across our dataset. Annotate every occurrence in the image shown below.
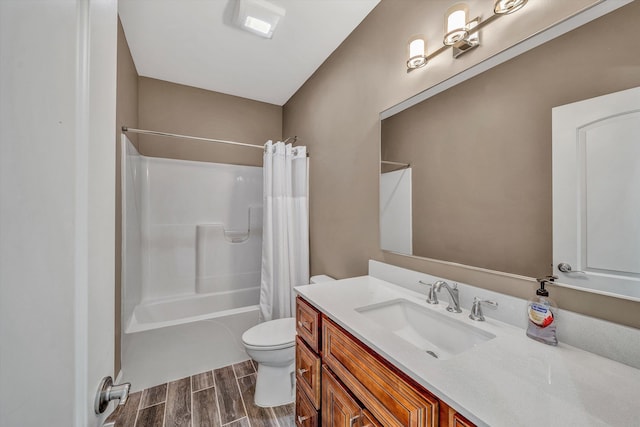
[380,164,412,254]
[552,87,640,300]
[380,1,640,296]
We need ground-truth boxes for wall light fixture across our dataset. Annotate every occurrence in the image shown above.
[494,0,528,15]
[407,0,528,72]
[443,3,469,46]
[407,36,428,69]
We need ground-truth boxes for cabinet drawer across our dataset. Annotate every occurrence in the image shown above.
[296,337,321,409]
[449,410,475,427]
[296,297,321,352]
[296,383,319,427]
[322,365,362,427]
[362,409,383,427]
[323,317,438,427]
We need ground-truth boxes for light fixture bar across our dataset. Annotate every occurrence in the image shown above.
[406,12,502,73]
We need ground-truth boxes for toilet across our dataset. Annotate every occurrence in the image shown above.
[242,275,335,407]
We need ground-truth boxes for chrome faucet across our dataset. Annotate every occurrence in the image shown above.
[418,280,439,304]
[433,281,462,313]
[469,297,498,321]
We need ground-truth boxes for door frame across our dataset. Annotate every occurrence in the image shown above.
[75,0,118,425]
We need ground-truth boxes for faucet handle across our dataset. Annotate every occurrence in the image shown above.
[418,280,439,305]
[469,297,498,321]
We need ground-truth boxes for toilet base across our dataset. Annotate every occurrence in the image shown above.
[253,361,295,407]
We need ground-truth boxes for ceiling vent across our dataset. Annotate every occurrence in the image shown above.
[233,0,286,39]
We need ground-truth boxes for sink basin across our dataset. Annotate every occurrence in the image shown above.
[355,299,495,360]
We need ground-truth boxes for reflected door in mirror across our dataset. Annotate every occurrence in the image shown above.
[553,86,640,299]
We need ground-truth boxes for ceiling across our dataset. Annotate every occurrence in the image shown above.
[118,0,380,106]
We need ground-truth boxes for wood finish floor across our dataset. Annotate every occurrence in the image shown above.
[107,360,294,427]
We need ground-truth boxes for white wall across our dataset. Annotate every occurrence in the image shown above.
[0,1,117,426]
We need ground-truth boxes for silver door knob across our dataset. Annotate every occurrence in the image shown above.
[95,376,131,414]
[557,262,585,274]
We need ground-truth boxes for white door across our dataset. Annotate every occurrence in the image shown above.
[552,86,640,300]
[0,1,117,426]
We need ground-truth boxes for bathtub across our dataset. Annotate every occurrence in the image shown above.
[121,288,260,391]
[126,287,259,333]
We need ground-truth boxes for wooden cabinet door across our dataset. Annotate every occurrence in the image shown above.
[322,365,363,427]
[323,317,438,426]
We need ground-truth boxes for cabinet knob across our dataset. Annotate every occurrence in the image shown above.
[297,320,310,328]
[349,414,361,427]
[297,368,309,375]
[297,415,310,423]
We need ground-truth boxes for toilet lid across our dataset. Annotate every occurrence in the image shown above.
[242,317,296,348]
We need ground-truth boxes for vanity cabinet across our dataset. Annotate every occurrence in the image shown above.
[323,317,435,426]
[295,297,475,427]
[322,365,381,427]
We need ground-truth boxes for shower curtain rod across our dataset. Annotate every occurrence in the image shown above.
[121,126,298,149]
[381,160,410,168]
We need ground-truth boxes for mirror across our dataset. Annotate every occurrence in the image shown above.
[380,1,640,296]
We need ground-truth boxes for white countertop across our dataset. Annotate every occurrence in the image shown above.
[295,276,640,427]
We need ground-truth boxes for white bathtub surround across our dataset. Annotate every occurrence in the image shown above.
[122,136,144,327]
[294,272,640,426]
[260,141,309,321]
[196,209,262,294]
[121,138,263,388]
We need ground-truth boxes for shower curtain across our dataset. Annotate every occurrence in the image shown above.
[259,140,309,321]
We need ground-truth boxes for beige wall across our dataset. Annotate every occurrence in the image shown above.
[381,6,640,278]
[284,0,640,328]
[115,18,139,375]
[138,77,282,167]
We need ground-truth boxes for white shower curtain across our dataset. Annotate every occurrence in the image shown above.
[259,140,309,321]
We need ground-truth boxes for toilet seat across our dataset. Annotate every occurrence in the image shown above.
[241,317,296,350]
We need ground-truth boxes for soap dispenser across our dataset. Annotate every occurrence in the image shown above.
[526,276,558,346]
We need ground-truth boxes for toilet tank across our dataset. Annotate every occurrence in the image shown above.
[309,275,335,284]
